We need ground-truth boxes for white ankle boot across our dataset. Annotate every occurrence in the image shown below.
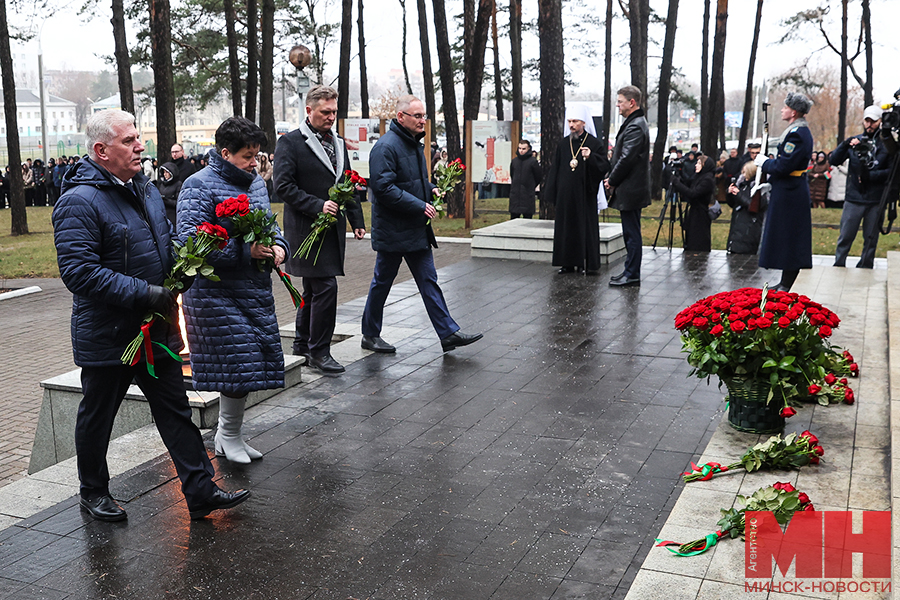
[215,394,262,463]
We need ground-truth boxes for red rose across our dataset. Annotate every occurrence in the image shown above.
[804,503,816,511]
[849,363,859,376]
[778,316,791,328]
[692,317,709,329]
[751,307,762,317]
[844,389,854,404]
[731,320,746,333]
[780,406,797,418]
[237,194,248,201]
[798,492,810,504]
[756,317,772,328]
[843,350,854,361]
[818,325,832,338]
[807,384,821,395]
[774,482,796,492]
[359,177,367,186]
[809,456,820,464]
[813,445,824,456]
[840,378,848,385]
[710,324,724,337]
[800,430,819,446]
[824,373,837,385]
[197,222,229,248]
[345,169,353,176]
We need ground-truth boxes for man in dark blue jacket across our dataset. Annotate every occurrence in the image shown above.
[53,110,249,522]
[361,96,482,353]
[831,105,891,268]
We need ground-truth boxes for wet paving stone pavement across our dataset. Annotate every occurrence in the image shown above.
[0,250,781,599]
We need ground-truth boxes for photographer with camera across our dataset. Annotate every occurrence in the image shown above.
[831,105,891,268]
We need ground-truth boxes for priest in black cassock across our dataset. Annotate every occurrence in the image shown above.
[545,104,610,273]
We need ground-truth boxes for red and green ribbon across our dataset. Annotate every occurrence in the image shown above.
[655,530,727,556]
[127,317,183,378]
[275,265,304,309]
[683,461,729,481]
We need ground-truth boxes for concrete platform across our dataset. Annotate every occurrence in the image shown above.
[471,218,626,263]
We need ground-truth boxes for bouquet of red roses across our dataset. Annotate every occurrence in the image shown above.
[431,157,465,219]
[656,482,815,556]
[215,193,303,308]
[120,222,229,376]
[683,431,823,482]
[293,169,364,264]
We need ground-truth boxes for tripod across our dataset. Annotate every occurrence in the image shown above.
[652,184,684,250]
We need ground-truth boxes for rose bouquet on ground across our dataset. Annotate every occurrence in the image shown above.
[294,170,364,264]
[674,286,856,417]
[431,157,465,219]
[655,482,815,556]
[121,222,229,375]
[216,193,303,308]
[683,431,823,482]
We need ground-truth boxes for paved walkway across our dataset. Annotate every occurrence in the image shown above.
[0,239,471,486]
[0,247,890,599]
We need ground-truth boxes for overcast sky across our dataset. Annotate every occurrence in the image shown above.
[12,0,900,105]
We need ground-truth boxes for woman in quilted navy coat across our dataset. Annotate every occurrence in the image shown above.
[177,117,288,464]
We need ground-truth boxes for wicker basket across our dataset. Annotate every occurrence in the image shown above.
[723,377,784,434]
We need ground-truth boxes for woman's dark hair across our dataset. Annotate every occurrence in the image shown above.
[215,116,268,154]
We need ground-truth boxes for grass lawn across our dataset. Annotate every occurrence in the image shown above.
[1,198,896,280]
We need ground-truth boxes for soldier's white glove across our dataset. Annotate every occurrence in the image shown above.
[750,182,771,197]
[754,154,769,169]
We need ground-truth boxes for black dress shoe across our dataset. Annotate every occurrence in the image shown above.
[80,495,127,522]
[189,488,251,520]
[310,354,346,373]
[291,350,310,365]
[440,331,484,352]
[609,277,640,287]
[558,266,576,274]
[361,335,396,353]
[609,272,626,282]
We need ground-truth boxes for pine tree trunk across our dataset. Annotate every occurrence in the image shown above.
[538,0,563,220]
[259,0,275,151]
[862,0,873,107]
[337,0,353,118]
[150,0,177,160]
[416,0,435,121]
[700,0,710,146]
[463,0,492,122]
[490,0,503,120]
[112,0,134,115]
[432,0,463,215]
[627,0,649,100]
[0,0,26,235]
[358,0,369,118]
[702,0,726,157]
[399,0,413,94]
[224,0,243,116]
[246,0,258,120]
[838,0,847,145]
[601,0,612,151]
[650,0,679,200]
[737,0,762,154]
[509,0,522,124]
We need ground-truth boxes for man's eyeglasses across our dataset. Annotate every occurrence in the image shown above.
[400,111,427,121]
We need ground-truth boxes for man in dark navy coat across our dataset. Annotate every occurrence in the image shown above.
[275,85,366,374]
[53,110,249,522]
[361,95,482,353]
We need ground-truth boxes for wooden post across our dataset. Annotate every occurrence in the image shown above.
[424,119,432,179]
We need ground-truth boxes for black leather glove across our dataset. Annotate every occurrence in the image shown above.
[146,284,177,314]
[179,275,196,293]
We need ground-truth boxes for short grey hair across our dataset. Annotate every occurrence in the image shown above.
[86,110,136,160]
[306,85,338,107]
[396,95,421,113]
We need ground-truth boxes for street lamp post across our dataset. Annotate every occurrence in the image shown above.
[37,20,48,166]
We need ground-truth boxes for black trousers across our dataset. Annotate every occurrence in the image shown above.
[620,209,643,279]
[77,357,216,510]
[293,275,338,357]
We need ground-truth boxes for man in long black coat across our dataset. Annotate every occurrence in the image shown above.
[545,105,609,273]
[275,85,366,374]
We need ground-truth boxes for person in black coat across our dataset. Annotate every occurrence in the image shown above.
[606,85,651,286]
[726,161,768,254]
[275,85,366,373]
[672,154,715,252]
[508,140,542,219]
[154,161,182,226]
[545,106,610,273]
[53,109,249,521]
[361,95,482,353]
